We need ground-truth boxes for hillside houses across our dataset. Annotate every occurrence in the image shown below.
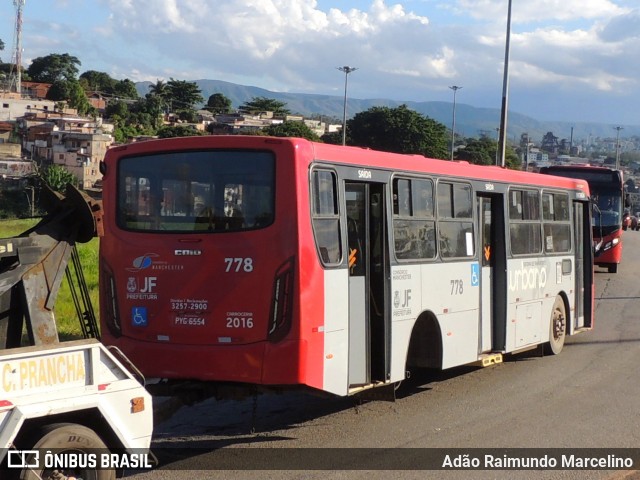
[0,91,115,189]
[17,113,113,188]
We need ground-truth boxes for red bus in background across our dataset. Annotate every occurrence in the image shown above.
[540,165,624,273]
[99,136,594,398]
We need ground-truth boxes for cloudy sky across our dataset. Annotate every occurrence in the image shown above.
[0,0,639,126]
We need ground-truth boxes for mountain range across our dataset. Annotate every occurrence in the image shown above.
[136,79,640,145]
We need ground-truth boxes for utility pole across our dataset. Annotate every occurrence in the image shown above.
[337,66,357,146]
[497,0,513,167]
[449,86,462,160]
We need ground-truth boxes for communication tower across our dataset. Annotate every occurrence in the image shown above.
[7,0,26,94]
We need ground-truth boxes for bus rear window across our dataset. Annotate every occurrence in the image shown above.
[117,150,275,232]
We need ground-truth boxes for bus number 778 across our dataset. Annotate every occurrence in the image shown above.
[224,257,254,273]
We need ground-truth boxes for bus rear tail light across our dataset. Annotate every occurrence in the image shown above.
[102,264,122,337]
[268,257,295,343]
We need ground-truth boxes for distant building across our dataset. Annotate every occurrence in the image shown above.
[0,95,57,122]
[0,157,35,179]
[0,121,14,143]
[0,141,35,190]
[21,81,52,100]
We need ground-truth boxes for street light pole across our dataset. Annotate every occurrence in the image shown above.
[449,86,461,160]
[338,66,357,146]
[497,0,513,167]
[615,126,623,170]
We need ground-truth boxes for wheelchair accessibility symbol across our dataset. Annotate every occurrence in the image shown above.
[471,263,480,287]
[132,307,148,327]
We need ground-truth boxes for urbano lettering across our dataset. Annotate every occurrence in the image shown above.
[509,264,547,291]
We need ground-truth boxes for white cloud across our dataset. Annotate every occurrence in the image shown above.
[453,0,628,23]
[3,0,638,123]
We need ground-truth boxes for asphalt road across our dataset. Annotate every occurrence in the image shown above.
[126,230,640,480]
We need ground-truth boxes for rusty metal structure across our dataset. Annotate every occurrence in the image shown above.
[0,184,102,348]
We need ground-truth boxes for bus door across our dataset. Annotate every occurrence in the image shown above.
[344,182,389,387]
[573,201,593,329]
[477,193,507,352]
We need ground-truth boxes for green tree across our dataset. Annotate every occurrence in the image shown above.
[264,121,320,141]
[67,79,96,116]
[109,114,138,143]
[205,93,233,114]
[113,79,139,99]
[133,95,165,129]
[105,100,129,119]
[455,136,496,165]
[320,130,343,145]
[456,136,520,169]
[348,104,449,159]
[79,70,116,94]
[157,125,206,138]
[39,165,77,192]
[148,79,168,98]
[46,79,71,101]
[47,79,95,116]
[146,80,170,115]
[239,96,290,116]
[27,53,80,83]
[166,78,203,111]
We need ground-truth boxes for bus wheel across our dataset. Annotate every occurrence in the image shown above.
[545,297,566,355]
[21,423,115,480]
[608,264,618,274]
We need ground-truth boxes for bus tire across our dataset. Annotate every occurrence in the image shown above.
[545,297,566,355]
[20,423,115,480]
[608,264,618,274]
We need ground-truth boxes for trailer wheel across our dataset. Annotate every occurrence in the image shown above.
[21,423,115,480]
[544,297,566,355]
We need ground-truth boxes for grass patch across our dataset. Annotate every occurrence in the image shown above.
[0,218,40,236]
[0,218,98,341]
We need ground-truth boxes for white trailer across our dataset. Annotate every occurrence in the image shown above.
[0,185,154,479]
[0,340,153,479]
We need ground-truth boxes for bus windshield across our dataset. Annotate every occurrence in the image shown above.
[117,150,275,233]
[592,190,622,228]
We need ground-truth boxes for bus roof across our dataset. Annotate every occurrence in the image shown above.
[105,136,590,194]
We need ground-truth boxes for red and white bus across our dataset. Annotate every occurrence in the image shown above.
[99,136,594,397]
[540,165,624,273]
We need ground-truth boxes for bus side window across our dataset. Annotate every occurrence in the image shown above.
[393,177,436,261]
[509,188,542,256]
[437,181,474,258]
[311,170,342,265]
[542,192,571,253]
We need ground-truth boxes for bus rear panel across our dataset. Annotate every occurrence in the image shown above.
[99,138,324,389]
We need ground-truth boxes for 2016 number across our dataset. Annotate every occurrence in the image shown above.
[224,257,254,273]
[226,317,254,328]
